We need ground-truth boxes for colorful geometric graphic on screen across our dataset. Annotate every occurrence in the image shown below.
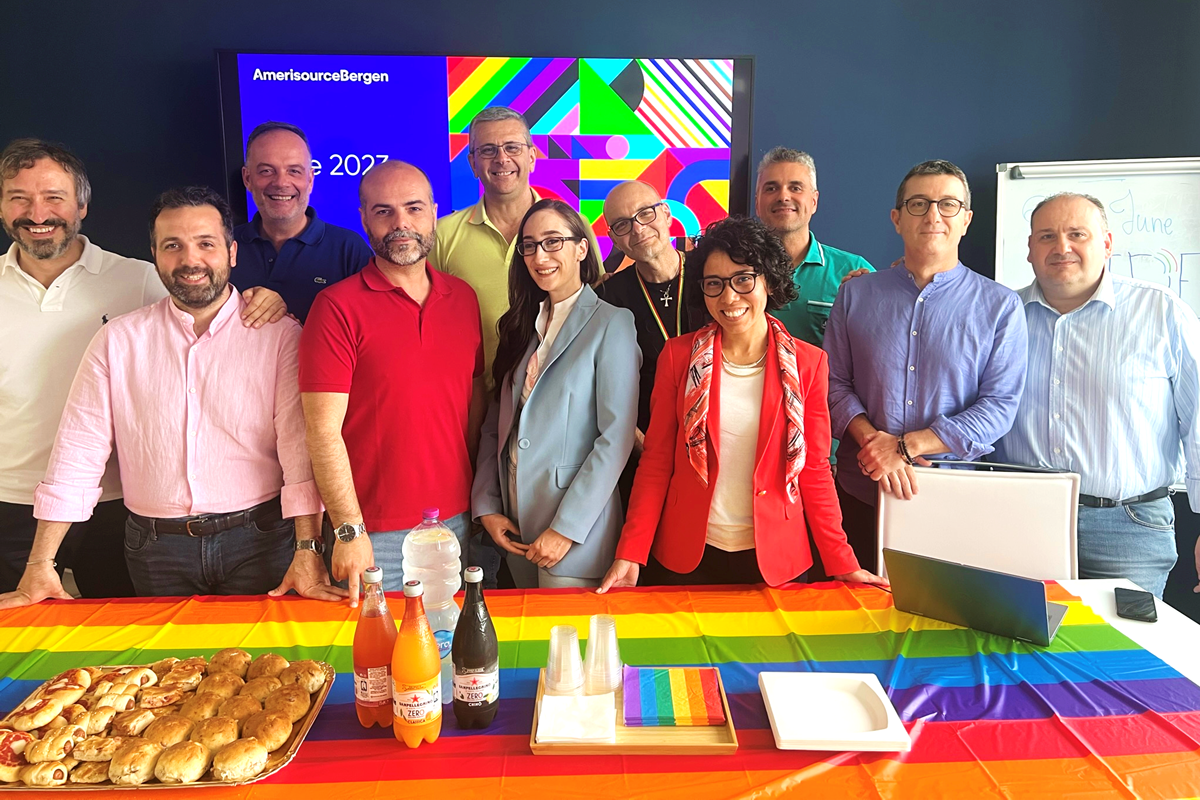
[446,57,733,256]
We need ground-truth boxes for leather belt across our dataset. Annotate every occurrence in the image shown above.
[131,497,281,537]
[1078,487,1169,509]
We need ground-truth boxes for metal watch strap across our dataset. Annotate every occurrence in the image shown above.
[334,522,366,543]
[294,538,325,555]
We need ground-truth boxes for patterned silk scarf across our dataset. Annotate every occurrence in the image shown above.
[683,315,806,502]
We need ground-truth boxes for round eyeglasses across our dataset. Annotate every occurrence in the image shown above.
[701,272,759,298]
[471,142,532,160]
[609,202,665,237]
[901,197,968,217]
[516,236,582,257]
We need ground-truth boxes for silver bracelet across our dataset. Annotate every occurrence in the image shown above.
[26,558,57,567]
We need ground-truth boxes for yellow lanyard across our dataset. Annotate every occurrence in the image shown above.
[634,253,684,342]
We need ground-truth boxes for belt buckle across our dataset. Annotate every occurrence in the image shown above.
[1098,497,1117,509]
[185,516,210,537]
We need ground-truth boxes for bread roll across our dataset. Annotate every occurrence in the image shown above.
[241,710,292,752]
[161,666,205,691]
[240,676,282,703]
[264,685,310,723]
[0,728,35,782]
[80,666,104,684]
[73,735,130,761]
[179,692,224,722]
[108,739,162,786]
[189,716,239,755]
[78,707,117,736]
[39,681,87,706]
[197,672,244,701]
[19,760,70,786]
[211,737,268,782]
[246,653,289,680]
[95,667,135,685]
[112,708,157,737]
[279,660,327,694]
[8,697,64,731]
[139,686,187,709]
[61,703,88,723]
[26,725,84,763]
[67,759,110,784]
[209,648,252,679]
[115,667,158,687]
[95,693,135,711]
[49,668,93,691]
[89,680,114,697]
[143,714,195,748]
[149,657,180,679]
[219,695,262,729]
[178,656,208,671]
[154,740,209,784]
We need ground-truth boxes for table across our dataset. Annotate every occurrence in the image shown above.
[1,581,1199,798]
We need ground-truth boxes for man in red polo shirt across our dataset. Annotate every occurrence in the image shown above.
[299,161,485,605]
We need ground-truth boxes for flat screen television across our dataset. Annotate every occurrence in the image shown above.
[217,52,754,264]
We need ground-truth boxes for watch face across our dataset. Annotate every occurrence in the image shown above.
[335,523,363,542]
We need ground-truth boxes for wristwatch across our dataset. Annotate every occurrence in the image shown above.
[333,522,367,543]
[294,538,325,555]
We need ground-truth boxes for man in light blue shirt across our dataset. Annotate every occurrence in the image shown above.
[995,193,1200,598]
[824,160,1028,573]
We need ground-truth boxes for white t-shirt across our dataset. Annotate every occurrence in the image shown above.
[705,362,765,552]
[0,237,166,504]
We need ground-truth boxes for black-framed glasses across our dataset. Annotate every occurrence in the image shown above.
[901,197,968,217]
[516,236,582,257]
[609,202,665,237]
[701,271,759,297]
[471,141,532,159]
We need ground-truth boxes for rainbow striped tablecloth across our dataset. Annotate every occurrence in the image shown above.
[1,583,1199,798]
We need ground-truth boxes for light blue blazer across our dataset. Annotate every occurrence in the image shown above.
[471,284,640,579]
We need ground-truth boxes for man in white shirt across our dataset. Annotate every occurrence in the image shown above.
[0,138,286,597]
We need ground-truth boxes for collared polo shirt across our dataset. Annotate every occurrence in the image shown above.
[774,233,874,347]
[429,189,602,390]
[233,206,373,322]
[0,237,167,505]
[298,259,484,532]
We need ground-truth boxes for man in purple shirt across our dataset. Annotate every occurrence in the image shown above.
[823,160,1028,572]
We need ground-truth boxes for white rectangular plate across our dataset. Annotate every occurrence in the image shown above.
[758,672,911,752]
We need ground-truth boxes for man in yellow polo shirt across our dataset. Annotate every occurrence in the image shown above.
[429,106,600,391]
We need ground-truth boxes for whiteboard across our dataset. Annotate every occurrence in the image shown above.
[995,158,1200,316]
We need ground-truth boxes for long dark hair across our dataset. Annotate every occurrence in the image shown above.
[492,198,601,398]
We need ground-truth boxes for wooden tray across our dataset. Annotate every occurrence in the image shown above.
[529,667,738,755]
[1,661,335,790]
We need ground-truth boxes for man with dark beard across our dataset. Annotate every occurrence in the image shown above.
[300,161,485,602]
[0,187,343,607]
[0,139,286,599]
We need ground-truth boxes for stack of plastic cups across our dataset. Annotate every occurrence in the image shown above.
[583,615,622,695]
[545,625,585,696]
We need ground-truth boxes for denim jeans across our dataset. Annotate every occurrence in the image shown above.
[325,511,482,593]
[124,507,295,596]
[1077,496,1177,598]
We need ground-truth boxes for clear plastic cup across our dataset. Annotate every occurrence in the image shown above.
[545,625,584,695]
[583,615,622,695]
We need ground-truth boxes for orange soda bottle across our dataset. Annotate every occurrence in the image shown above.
[353,566,397,728]
[392,579,442,747]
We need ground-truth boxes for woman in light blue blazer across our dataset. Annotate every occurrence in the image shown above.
[472,198,640,588]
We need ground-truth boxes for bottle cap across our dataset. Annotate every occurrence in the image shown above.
[403,579,424,597]
[464,566,483,583]
[362,566,383,584]
[422,507,440,520]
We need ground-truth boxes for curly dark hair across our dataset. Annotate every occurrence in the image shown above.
[686,215,798,317]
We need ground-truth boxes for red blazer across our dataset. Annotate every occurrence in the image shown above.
[614,324,860,585]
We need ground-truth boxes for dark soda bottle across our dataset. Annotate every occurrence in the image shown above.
[451,566,499,728]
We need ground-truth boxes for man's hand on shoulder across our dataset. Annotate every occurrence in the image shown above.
[241,287,289,328]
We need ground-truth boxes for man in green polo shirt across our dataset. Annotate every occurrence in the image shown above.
[755,146,873,347]
[429,106,600,391]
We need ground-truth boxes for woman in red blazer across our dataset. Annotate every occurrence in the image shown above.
[599,217,887,590]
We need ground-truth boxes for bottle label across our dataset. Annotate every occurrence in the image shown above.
[452,665,499,705]
[393,676,441,725]
[434,630,454,659]
[354,665,391,708]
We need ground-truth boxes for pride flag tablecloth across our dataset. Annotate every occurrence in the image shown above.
[1,583,1199,798]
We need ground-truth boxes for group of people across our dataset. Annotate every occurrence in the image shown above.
[0,104,1195,614]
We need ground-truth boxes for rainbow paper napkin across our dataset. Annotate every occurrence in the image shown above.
[622,666,726,727]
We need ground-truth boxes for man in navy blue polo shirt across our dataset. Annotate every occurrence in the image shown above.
[234,122,373,321]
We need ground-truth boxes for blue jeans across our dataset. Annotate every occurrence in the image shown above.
[1077,496,1177,598]
[124,509,295,596]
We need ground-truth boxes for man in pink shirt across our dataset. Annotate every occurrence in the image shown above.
[0,187,347,606]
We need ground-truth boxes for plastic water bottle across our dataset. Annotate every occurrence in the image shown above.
[402,508,461,704]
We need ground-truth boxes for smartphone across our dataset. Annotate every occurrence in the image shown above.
[1114,587,1158,623]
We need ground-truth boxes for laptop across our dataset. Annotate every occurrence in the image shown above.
[883,548,1069,647]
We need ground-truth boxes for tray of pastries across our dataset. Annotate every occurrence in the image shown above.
[0,649,334,789]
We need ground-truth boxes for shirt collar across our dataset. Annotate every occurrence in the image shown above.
[467,188,542,227]
[250,207,324,245]
[361,257,450,298]
[1,234,100,278]
[896,257,966,287]
[167,284,242,338]
[798,233,826,267]
[1025,268,1116,313]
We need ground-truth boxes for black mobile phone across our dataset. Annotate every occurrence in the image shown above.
[1114,587,1158,623]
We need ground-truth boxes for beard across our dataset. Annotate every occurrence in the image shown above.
[371,227,434,267]
[160,264,230,309]
[2,215,83,260]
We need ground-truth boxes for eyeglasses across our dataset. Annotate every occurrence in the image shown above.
[901,197,968,217]
[471,141,532,159]
[608,202,665,237]
[701,271,759,297]
[516,236,582,257]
